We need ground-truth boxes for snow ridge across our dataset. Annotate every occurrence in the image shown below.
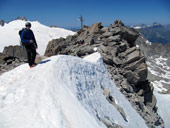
[0,54,147,128]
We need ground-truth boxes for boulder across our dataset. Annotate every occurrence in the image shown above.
[101,53,113,65]
[98,44,108,53]
[108,35,121,42]
[101,27,109,33]
[121,79,134,93]
[3,45,27,61]
[135,63,148,82]
[77,22,103,43]
[111,20,124,27]
[45,38,66,56]
[107,41,120,47]
[117,42,127,53]
[124,46,136,55]
[0,53,7,64]
[76,46,94,57]
[144,92,157,110]
[123,57,145,70]
[121,27,140,45]
[113,57,122,66]
[101,32,113,38]
[110,27,122,35]
[125,50,141,64]
[124,70,139,84]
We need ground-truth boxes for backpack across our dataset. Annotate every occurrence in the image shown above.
[18,28,26,46]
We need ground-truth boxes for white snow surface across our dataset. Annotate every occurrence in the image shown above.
[154,92,170,128]
[147,56,170,127]
[133,26,142,29]
[0,20,75,55]
[83,52,101,63]
[0,54,147,128]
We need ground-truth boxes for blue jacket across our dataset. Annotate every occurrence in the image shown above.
[21,28,38,48]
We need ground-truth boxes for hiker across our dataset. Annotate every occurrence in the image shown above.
[20,22,38,68]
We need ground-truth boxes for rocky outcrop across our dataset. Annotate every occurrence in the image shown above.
[136,36,170,58]
[3,45,27,61]
[0,52,24,75]
[45,20,164,127]
[135,35,170,94]
[0,45,28,75]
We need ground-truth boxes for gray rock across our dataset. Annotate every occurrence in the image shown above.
[123,57,145,70]
[108,35,121,42]
[45,38,66,56]
[135,63,148,82]
[113,57,122,66]
[107,41,120,47]
[121,27,140,45]
[121,79,134,93]
[124,70,139,84]
[101,53,113,65]
[76,46,94,56]
[124,46,136,55]
[101,32,113,38]
[144,92,157,110]
[111,20,124,27]
[117,42,127,53]
[110,27,122,35]
[101,27,109,33]
[98,44,108,53]
[125,50,140,64]
[3,45,27,61]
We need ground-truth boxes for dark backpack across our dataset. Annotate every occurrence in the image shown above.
[19,28,26,46]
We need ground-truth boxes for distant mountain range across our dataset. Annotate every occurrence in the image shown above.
[133,22,170,44]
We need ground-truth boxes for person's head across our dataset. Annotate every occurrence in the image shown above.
[25,22,31,29]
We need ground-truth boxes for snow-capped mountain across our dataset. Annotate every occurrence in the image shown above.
[132,22,163,29]
[0,19,75,55]
[133,22,170,44]
[0,53,147,128]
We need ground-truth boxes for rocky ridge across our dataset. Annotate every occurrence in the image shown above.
[45,20,164,127]
[136,36,170,94]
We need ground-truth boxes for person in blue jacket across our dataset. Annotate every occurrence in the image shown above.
[21,22,38,68]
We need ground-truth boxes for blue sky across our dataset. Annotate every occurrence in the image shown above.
[0,0,170,28]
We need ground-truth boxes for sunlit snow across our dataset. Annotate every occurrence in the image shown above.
[0,20,75,55]
[0,54,147,128]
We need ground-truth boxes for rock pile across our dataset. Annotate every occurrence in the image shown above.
[45,20,164,127]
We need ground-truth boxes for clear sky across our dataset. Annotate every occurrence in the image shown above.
[0,0,170,28]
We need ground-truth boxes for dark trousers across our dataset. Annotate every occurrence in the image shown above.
[26,48,36,67]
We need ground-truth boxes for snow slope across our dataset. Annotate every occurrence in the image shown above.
[146,56,170,128]
[0,53,147,128]
[0,20,75,55]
